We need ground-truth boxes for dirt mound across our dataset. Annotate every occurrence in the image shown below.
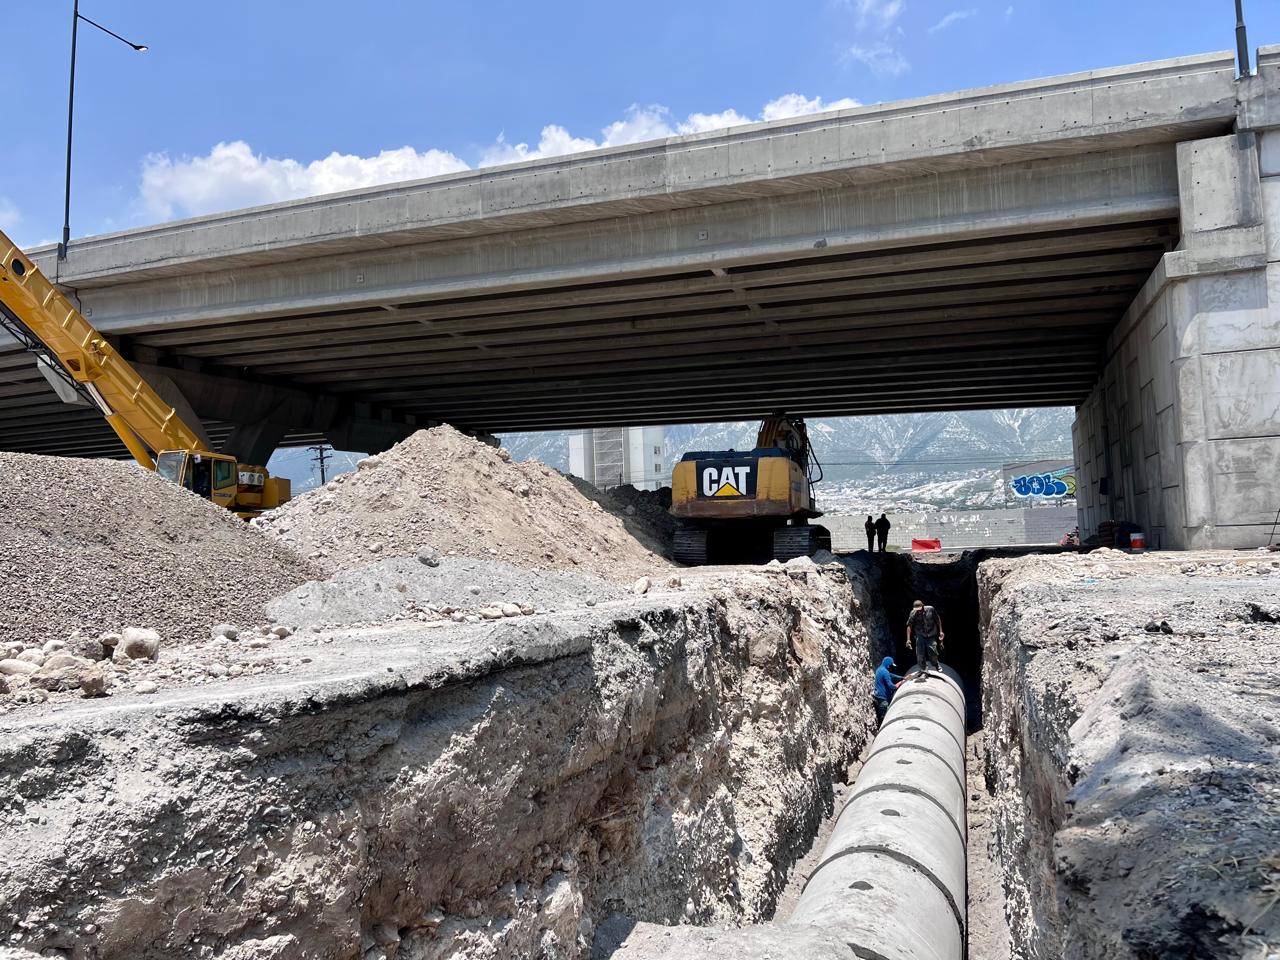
[260,426,670,582]
[0,452,313,647]
[565,478,676,559]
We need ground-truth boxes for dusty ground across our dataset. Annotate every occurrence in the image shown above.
[967,732,1012,960]
[0,563,874,960]
[261,427,669,582]
[981,548,1280,959]
[266,554,634,631]
[0,451,313,649]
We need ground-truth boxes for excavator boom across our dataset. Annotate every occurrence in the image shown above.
[0,229,208,467]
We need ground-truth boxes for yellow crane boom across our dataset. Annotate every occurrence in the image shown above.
[0,228,290,516]
[0,229,207,469]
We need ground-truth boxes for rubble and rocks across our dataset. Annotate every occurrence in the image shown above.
[0,451,314,648]
[267,554,630,631]
[981,549,1280,959]
[0,565,874,960]
[260,426,669,582]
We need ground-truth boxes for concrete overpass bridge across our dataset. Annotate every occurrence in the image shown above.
[4,48,1280,548]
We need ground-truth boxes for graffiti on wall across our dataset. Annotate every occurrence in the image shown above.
[1010,466,1077,498]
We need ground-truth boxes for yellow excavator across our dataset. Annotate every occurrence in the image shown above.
[0,228,290,517]
[669,413,831,564]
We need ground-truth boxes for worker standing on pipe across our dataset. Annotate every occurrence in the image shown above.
[873,656,905,725]
[906,599,945,680]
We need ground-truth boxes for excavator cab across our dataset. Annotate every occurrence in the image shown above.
[155,450,239,511]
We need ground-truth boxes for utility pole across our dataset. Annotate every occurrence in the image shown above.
[309,443,332,485]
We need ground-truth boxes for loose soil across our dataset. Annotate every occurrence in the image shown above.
[261,427,670,583]
[982,548,1280,958]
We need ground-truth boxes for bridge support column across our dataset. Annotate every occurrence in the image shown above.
[222,420,289,466]
[1074,130,1280,549]
[131,364,418,463]
[324,404,419,455]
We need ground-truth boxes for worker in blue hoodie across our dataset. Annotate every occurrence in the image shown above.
[873,656,904,726]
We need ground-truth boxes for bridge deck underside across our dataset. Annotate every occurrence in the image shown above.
[0,217,1172,458]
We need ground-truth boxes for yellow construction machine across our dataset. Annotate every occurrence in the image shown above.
[0,229,290,517]
[669,413,831,564]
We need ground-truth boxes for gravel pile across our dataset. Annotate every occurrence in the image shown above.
[260,426,669,582]
[0,451,313,647]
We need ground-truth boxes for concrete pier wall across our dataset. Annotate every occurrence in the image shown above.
[1074,108,1280,548]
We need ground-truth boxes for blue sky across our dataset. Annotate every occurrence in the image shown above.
[3,1,1277,248]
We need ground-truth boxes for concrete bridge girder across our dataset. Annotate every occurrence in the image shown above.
[130,364,417,463]
[31,51,1237,289]
[1,47,1279,553]
[58,146,1182,338]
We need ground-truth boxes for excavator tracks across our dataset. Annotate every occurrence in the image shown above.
[772,523,832,561]
[673,527,709,565]
[674,522,831,565]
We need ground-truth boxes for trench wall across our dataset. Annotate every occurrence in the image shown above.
[979,551,1280,959]
[0,567,873,960]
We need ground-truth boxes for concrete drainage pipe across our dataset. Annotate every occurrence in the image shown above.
[788,665,967,960]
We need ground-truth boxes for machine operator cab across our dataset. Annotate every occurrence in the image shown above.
[154,450,291,518]
[155,450,239,510]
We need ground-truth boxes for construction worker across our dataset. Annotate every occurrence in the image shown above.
[873,656,904,725]
[874,513,892,552]
[906,599,944,679]
[864,515,875,552]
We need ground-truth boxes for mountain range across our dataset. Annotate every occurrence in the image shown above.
[266,407,1076,512]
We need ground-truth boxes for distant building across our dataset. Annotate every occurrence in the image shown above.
[569,426,668,491]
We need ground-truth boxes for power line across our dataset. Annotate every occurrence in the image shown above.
[308,443,332,485]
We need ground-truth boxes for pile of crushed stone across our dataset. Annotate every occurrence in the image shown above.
[0,451,314,647]
[260,426,670,582]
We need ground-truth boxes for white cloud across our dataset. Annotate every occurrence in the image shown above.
[136,92,864,222]
[854,0,905,30]
[481,96,861,165]
[480,124,601,166]
[760,93,860,120]
[847,42,911,76]
[0,197,19,232]
[1005,5,1014,14]
[929,8,976,32]
[139,141,469,220]
[679,107,756,134]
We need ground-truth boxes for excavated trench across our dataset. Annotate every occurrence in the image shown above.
[0,566,880,960]
[0,554,1017,960]
[6,547,1265,960]
[840,551,989,728]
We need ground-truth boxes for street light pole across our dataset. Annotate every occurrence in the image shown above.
[1235,0,1251,78]
[58,0,147,261]
[59,0,80,261]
